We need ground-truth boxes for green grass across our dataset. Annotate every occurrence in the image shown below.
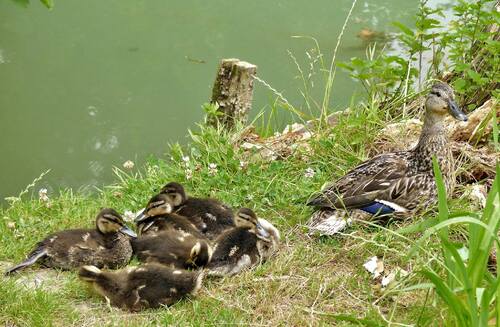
[3,99,494,326]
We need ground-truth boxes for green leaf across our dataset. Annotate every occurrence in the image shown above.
[392,22,414,36]
[466,69,483,84]
[454,78,467,92]
[40,0,53,9]
[420,269,469,326]
[11,0,30,7]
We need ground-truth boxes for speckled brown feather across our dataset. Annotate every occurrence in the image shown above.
[307,82,465,235]
[176,198,235,239]
[207,209,279,276]
[308,83,460,213]
[79,263,203,311]
[136,212,204,239]
[160,182,235,239]
[132,230,212,269]
[5,208,134,274]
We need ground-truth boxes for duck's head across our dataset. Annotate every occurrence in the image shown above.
[160,182,187,207]
[135,193,173,223]
[425,81,467,122]
[234,208,271,239]
[96,208,137,238]
[188,240,213,268]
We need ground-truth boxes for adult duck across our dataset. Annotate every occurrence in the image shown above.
[307,81,468,235]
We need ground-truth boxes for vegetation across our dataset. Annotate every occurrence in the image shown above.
[10,0,53,9]
[1,0,498,326]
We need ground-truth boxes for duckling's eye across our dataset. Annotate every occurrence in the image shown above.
[238,213,252,221]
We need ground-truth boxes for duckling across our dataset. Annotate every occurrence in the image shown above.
[5,208,136,275]
[307,81,468,235]
[78,263,204,311]
[135,193,204,239]
[132,229,213,269]
[207,208,280,276]
[158,182,235,239]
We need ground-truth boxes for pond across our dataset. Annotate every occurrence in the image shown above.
[0,0,425,201]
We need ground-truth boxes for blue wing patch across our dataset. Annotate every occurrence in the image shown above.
[359,202,395,216]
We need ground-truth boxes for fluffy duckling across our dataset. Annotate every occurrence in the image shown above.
[135,193,204,238]
[5,208,136,275]
[207,208,280,276]
[79,263,204,311]
[158,182,235,239]
[132,229,213,269]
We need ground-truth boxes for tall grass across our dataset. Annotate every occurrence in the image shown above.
[410,159,500,326]
[253,0,359,133]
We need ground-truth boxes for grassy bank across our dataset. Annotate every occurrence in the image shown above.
[1,98,496,326]
[1,0,499,325]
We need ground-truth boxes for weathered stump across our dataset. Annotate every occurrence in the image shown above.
[208,58,257,129]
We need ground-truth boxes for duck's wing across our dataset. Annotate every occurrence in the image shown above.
[4,246,48,275]
[307,152,410,210]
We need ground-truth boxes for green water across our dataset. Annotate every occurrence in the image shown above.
[0,0,420,200]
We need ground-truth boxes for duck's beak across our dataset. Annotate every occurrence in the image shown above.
[134,208,147,223]
[119,226,137,238]
[448,99,468,121]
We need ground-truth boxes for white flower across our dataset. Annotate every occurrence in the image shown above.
[239,161,247,169]
[181,156,190,168]
[39,188,49,202]
[208,163,218,175]
[123,160,134,170]
[304,167,315,178]
[123,210,135,223]
[185,169,193,180]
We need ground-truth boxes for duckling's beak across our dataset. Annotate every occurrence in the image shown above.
[448,99,468,121]
[134,209,147,223]
[256,221,270,239]
[119,226,137,238]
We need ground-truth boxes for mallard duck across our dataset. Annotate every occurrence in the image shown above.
[134,193,205,239]
[307,81,468,235]
[207,208,280,276]
[132,229,213,269]
[155,182,235,239]
[5,208,136,275]
[79,263,203,311]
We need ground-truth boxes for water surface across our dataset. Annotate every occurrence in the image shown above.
[0,0,420,200]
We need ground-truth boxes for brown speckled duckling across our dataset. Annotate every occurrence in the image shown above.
[79,263,204,311]
[132,229,213,269]
[135,193,205,239]
[5,208,136,275]
[158,182,235,239]
[207,208,280,276]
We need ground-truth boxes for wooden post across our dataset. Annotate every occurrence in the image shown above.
[208,58,257,129]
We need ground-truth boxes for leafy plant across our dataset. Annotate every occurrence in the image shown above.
[10,0,53,9]
[411,159,500,326]
[337,44,418,104]
[339,0,499,111]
